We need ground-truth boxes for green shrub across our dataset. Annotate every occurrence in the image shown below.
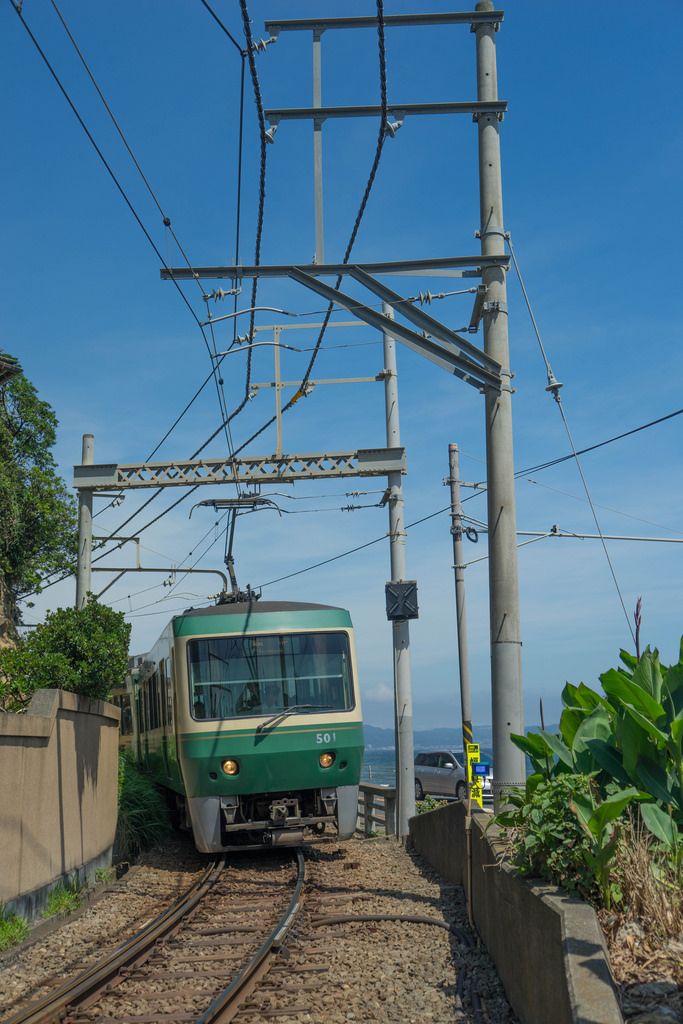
[116,752,170,860]
[0,599,130,710]
[499,636,683,908]
[0,908,29,951]
[416,795,448,814]
[497,775,596,897]
[42,882,81,918]
[509,641,683,847]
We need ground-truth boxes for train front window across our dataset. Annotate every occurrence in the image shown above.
[187,632,353,721]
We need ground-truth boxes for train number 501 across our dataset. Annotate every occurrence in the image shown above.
[316,732,336,744]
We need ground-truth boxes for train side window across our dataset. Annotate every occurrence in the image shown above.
[150,672,160,730]
[159,661,167,726]
[166,657,173,726]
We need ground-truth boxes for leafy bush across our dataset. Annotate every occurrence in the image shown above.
[497,775,597,898]
[416,795,448,814]
[498,638,683,908]
[0,599,130,710]
[116,752,170,861]
[0,907,28,951]
[510,641,683,841]
[42,882,81,918]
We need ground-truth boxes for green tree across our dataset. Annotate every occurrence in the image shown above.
[0,600,131,710]
[0,360,76,637]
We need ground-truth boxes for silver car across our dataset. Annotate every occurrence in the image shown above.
[414,750,494,802]
[414,750,467,801]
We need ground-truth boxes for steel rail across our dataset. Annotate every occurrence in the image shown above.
[198,849,306,1024]
[7,860,223,1024]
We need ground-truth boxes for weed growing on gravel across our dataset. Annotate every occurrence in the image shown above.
[42,883,81,918]
[0,908,28,951]
[94,867,113,884]
[116,751,170,860]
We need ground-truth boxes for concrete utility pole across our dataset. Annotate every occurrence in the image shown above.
[382,304,416,836]
[475,1,526,804]
[447,444,473,748]
[75,433,94,609]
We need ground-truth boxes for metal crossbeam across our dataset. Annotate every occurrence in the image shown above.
[265,12,504,33]
[73,448,406,491]
[288,268,500,392]
[160,254,509,282]
[347,266,500,375]
[265,101,507,124]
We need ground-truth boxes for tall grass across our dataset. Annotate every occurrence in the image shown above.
[116,752,170,861]
[612,814,682,941]
[0,908,28,951]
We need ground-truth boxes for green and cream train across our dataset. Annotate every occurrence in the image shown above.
[126,600,364,852]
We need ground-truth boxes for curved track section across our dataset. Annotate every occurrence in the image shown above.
[7,853,306,1024]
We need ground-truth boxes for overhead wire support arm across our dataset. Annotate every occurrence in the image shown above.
[287,267,501,392]
[264,101,507,126]
[347,266,500,376]
[73,449,407,491]
[264,12,504,34]
[160,254,510,282]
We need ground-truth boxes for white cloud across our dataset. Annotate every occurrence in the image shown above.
[363,681,394,703]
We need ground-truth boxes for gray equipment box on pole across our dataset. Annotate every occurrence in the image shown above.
[385,581,419,621]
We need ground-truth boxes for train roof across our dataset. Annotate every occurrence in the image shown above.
[172,600,353,638]
[177,601,346,617]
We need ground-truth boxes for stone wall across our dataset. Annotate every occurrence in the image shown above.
[0,689,120,918]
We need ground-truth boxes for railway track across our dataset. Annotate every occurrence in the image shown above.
[7,852,307,1024]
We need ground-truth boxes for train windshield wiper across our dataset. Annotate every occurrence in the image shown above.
[256,704,332,733]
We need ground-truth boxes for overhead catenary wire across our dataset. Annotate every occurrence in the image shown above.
[31,391,683,602]
[507,233,635,643]
[199,0,391,461]
[197,0,245,55]
[11,0,243,546]
[12,0,262,589]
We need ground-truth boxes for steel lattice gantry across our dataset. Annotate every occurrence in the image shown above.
[73,447,406,491]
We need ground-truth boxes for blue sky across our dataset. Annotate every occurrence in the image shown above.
[2,1,682,730]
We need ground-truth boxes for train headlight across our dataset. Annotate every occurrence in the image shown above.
[222,758,240,776]
[319,752,335,768]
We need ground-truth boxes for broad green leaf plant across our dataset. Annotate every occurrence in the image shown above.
[498,639,683,904]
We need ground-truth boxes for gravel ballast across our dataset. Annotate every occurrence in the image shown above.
[0,836,516,1024]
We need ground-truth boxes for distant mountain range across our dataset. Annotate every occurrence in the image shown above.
[364,722,556,751]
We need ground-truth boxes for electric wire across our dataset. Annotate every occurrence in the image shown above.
[256,502,452,590]
[229,0,268,423]
[197,0,245,55]
[507,233,636,642]
[12,0,241,538]
[516,406,683,477]
[200,0,390,461]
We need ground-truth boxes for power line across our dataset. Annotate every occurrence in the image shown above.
[507,233,635,643]
[47,0,239,472]
[201,0,390,460]
[12,0,241,537]
[517,406,683,477]
[256,502,451,590]
[227,0,269,425]
[197,0,245,55]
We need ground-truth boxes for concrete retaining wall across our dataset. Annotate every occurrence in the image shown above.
[0,689,120,919]
[409,802,623,1024]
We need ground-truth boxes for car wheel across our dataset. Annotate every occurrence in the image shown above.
[415,779,424,800]
[456,781,467,801]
